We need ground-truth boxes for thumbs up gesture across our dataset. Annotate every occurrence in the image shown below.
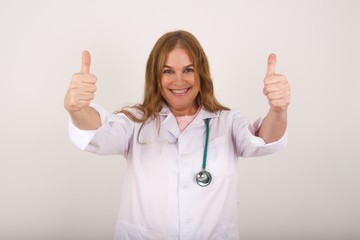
[263,54,290,112]
[64,50,97,113]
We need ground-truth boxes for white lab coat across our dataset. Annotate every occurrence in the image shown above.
[68,103,287,240]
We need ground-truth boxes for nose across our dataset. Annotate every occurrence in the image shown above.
[173,72,186,86]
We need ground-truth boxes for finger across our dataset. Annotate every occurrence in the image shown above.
[81,50,91,73]
[266,53,277,76]
[263,85,281,95]
[81,74,97,84]
[81,83,97,93]
[75,92,95,101]
[72,72,97,84]
[79,92,95,101]
[264,74,287,86]
[266,91,287,101]
[264,81,290,95]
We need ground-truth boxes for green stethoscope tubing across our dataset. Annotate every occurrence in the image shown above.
[196,118,212,187]
[203,118,210,170]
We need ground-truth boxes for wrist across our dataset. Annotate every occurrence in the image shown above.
[264,108,288,130]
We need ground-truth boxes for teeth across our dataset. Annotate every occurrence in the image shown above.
[171,89,188,94]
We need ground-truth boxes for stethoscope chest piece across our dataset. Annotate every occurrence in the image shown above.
[196,170,212,187]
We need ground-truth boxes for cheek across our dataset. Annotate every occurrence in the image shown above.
[160,78,167,94]
[183,74,196,86]
[160,77,172,98]
[193,76,201,90]
[160,75,171,88]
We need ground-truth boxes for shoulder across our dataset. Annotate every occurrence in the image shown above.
[214,109,252,133]
[217,109,247,121]
[114,105,147,122]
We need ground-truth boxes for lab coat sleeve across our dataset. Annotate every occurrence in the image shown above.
[232,112,288,157]
[68,103,135,155]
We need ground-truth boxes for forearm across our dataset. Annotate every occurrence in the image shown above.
[256,109,287,143]
[68,106,101,130]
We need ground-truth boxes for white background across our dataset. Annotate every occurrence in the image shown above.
[1,0,359,239]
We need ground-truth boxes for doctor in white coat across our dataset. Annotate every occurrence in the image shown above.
[64,30,290,240]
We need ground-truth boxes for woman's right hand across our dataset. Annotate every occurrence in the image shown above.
[64,50,101,130]
[64,50,97,113]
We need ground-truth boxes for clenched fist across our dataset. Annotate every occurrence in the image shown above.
[64,50,97,113]
[263,54,290,112]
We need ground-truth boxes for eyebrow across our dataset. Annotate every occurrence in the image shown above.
[163,64,194,70]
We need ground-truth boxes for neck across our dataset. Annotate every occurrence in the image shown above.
[170,105,199,117]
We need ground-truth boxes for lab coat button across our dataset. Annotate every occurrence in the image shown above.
[182,182,190,190]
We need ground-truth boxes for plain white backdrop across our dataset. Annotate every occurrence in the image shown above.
[1,0,359,239]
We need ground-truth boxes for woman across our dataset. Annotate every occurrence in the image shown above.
[64,30,290,240]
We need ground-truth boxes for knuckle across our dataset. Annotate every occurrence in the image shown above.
[69,83,78,90]
[72,73,79,79]
[88,74,97,83]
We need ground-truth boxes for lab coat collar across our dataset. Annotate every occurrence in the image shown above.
[159,104,220,121]
[159,104,220,137]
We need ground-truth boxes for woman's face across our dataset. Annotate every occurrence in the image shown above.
[161,47,200,116]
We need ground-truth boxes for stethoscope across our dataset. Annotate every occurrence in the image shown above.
[195,118,212,187]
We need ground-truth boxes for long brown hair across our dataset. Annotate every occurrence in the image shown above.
[116,30,229,122]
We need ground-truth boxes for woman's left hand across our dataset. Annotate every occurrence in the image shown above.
[263,54,291,112]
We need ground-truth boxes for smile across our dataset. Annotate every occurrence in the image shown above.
[170,88,190,95]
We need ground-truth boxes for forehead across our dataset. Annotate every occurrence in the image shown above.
[164,47,193,65]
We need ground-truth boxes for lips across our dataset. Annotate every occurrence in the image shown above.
[170,88,190,95]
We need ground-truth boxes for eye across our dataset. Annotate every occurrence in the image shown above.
[184,68,194,73]
[163,69,174,74]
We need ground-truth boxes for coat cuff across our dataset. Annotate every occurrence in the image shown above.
[67,103,113,150]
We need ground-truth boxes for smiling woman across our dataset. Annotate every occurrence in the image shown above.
[64,30,290,240]
[161,48,200,116]
[116,30,230,122]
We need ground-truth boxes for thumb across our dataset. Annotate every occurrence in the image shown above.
[81,50,91,73]
[266,53,276,76]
